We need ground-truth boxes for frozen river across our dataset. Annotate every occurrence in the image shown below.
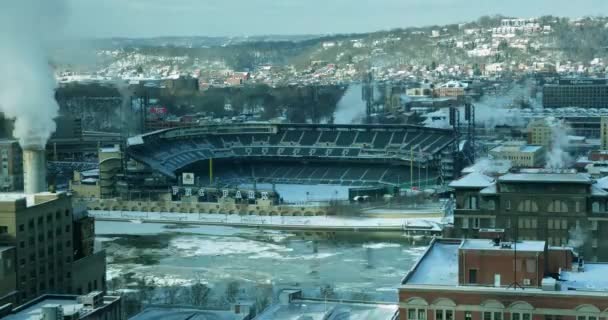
[96,220,427,302]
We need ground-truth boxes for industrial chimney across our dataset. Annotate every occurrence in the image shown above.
[23,146,47,194]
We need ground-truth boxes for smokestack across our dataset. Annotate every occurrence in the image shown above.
[23,147,47,194]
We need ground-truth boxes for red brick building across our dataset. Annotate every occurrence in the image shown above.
[400,238,608,320]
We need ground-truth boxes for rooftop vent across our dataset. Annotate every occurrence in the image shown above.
[78,291,104,309]
[41,305,63,320]
[500,242,513,249]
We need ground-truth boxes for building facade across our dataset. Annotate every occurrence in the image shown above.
[601,117,608,150]
[0,140,23,192]
[543,79,608,109]
[0,192,106,303]
[489,141,545,168]
[450,171,608,261]
[400,238,608,320]
[527,118,560,148]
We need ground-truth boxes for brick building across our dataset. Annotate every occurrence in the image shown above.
[400,238,608,320]
[449,170,608,261]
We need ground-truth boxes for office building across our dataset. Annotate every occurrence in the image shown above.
[543,78,608,108]
[601,117,608,150]
[400,238,608,320]
[489,141,545,168]
[0,140,23,192]
[527,117,562,148]
[0,192,105,303]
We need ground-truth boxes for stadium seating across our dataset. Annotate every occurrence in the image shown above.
[127,124,454,184]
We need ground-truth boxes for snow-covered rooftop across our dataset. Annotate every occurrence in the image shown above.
[449,172,495,189]
[498,173,591,184]
[460,239,546,252]
[257,299,398,320]
[596,176,608,190]
[561,264,608,292]
[404,240,459,286]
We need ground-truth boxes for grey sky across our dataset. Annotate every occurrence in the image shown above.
[66,0,608,38]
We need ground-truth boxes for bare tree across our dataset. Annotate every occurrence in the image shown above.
[224,281,240,305]
[254,284,273,312]
[189,281,211,306]
[164,285,181,305]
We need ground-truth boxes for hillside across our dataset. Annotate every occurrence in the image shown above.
[56,15,608,82]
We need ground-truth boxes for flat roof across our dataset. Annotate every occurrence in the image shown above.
[0,192,64,207]
[561,263,608,292]
[498,173,591,184]
[6,294,119,320]
[490,144,543,153]
[404,240,459,286]
[256,299,398,320]
[130,306,249,320]
[460,239,546,252]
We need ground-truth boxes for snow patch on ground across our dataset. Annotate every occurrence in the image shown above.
[362,242,401,249]
[170,236,293,257]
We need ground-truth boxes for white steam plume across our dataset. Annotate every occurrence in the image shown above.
[334,84,365,124]
[0,0,67,149]
[545,119,572,170]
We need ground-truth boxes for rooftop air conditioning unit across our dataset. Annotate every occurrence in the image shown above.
[41,305,63,320]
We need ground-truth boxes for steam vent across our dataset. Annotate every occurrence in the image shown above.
[23,146,47,194]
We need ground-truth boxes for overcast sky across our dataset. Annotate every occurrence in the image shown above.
[66,0,608,38]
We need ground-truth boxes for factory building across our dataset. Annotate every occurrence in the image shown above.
[543,78,608,109]
[0,192,106,304]
[400,238,608,320]
[449,170,608,261]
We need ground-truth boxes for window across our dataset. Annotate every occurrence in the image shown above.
[19,241,24,248]
[506,200,511,210]
[37,217,43,225]
[0,226,8,234]
[65,225,71,233]
[512,313,532,320]
[435,310,453,320]
[487,200,496,210]
[468,269,478,284]
[18,224,24,232]
[526,259,537,273]
[561,219,568,230]
[465,312,473,320]
[592,202,600,213]
[462,217,469,229]
[518,200,538,212]
[46,214,52,222]
[465,196,478,209]
[483,312,503,320]
[407,308,428,320]
[548,200,568,213]
[472,218,480,229]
